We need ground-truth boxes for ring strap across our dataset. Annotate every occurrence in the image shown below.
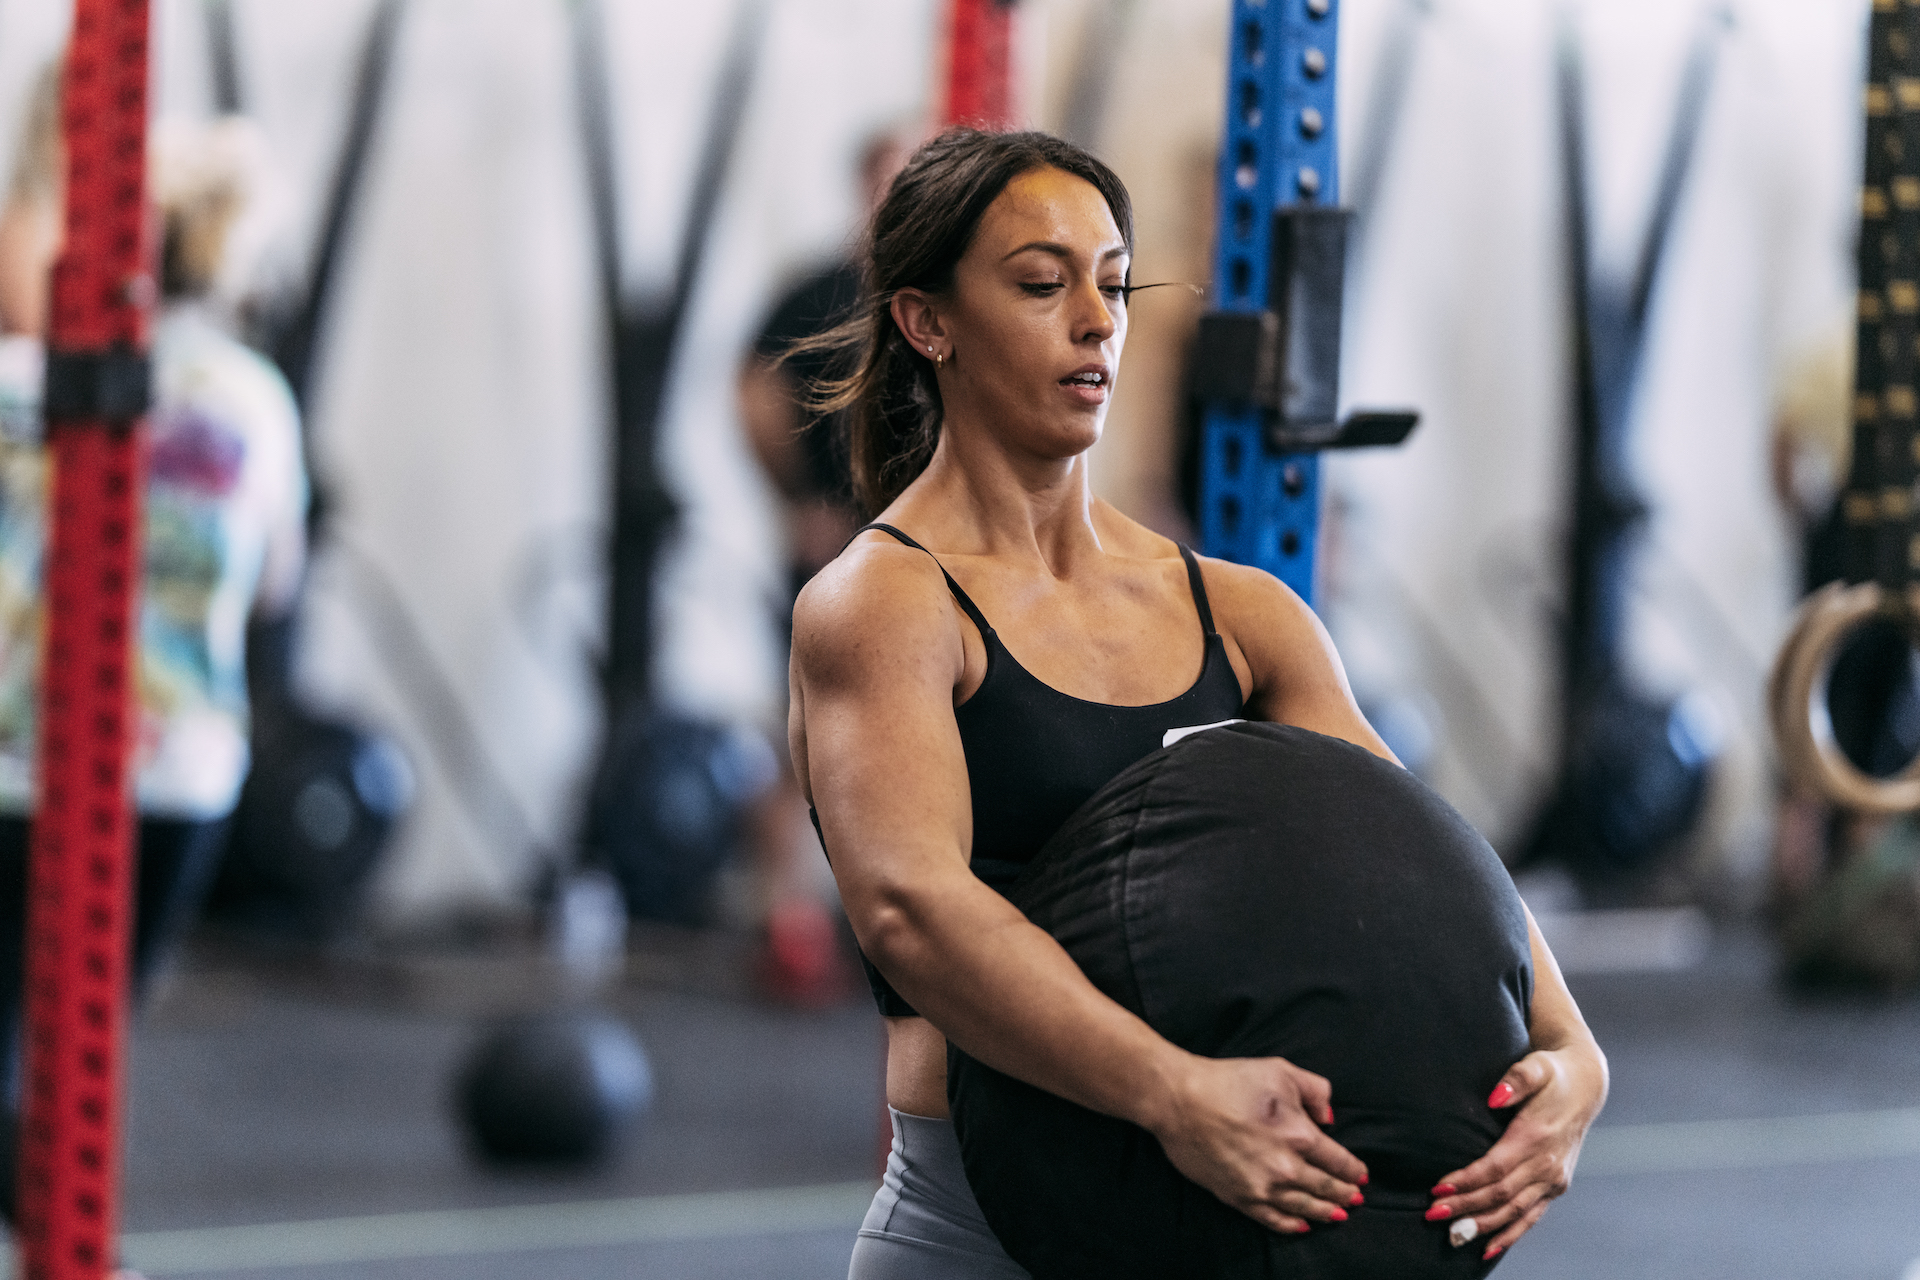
[1845,1,1920,590]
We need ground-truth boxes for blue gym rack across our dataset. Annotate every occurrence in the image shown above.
[1195,0,1414,604]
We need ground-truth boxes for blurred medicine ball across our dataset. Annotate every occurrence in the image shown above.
[1565,686,1718,876]
[584,709,778,923]
[209,711,414,939]
[457,1012,654,1164]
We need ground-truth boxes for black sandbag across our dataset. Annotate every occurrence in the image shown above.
[947,721,1532,1280]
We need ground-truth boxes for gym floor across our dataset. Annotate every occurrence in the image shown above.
[4,922,1919,1280]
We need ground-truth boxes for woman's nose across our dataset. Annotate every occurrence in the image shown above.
[1073,280,1116,343]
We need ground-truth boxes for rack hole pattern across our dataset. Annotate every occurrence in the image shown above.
[19,0,152,1277]
[1200,0,1341,602]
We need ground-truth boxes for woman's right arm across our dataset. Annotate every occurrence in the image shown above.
[791,543,1369,1234]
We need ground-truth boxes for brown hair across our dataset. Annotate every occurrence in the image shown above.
[151,116,262,299]
[796,128,1133,516]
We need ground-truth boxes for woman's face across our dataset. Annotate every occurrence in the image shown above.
[932,166,1130,463]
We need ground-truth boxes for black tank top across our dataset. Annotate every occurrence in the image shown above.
[814,523,1248,1017]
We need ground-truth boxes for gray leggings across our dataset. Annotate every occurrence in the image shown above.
[849,1108,1031,1280]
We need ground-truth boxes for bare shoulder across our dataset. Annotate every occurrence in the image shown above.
[792,532,965,692]
[1187,551,1392,756]
[1189,552,1322,642]
[1188,551,1346,700]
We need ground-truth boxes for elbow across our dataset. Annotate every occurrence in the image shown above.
[843,873,944,980]
[859,903,918,979]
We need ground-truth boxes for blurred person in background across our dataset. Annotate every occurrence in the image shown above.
[742,129,914,597]
[0,61,307,1208]
[736,128,912,1006]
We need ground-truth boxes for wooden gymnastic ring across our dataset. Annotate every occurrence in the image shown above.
[1769,580,1920,813]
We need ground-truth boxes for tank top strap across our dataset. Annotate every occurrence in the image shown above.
[856,522,997,640]
[1176,543,1218,637]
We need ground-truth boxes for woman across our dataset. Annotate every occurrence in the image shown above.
[790,129,1607,1279]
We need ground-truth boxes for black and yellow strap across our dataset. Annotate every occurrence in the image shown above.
[1845,0,1920,588]
[1772,0,1920,812]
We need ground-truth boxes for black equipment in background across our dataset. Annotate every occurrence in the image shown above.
[215,619,413,939]
[1519,11,1729,882]
[571,0,778,923]
[453,3,776,1171]
[205,0,244,114]
[201,0,415,939]
[247,0,409,419]
[584,711,774,926]
[1343,0,1432,242]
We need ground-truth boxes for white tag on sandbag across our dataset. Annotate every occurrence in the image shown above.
[1162,718,1246,748]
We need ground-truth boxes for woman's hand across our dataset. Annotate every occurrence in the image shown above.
[1425,1042,1609,1260]
[1147,1053,1370,1235]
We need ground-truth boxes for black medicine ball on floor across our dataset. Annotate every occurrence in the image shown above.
[457,1012,654,1164]
[947,722,1533,1280]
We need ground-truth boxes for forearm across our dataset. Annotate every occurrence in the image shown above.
[1431,907,1610,1243]
[1523,909,1608,1086]
[858,871,1191,1132]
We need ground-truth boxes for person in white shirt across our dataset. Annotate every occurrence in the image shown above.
[0,62,306,1215]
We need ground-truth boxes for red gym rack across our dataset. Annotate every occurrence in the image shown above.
[944,0,1018,129]
[17,0,153,1275]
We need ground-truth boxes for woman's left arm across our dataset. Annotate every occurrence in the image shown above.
[1426,909,1609,1260]
[1206,552,1610,1260]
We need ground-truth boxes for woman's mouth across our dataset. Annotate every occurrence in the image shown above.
[1060,368,1110,403]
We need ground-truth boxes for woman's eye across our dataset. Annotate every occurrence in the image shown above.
[1100,284,1127,300]
[1019,282,1065,295]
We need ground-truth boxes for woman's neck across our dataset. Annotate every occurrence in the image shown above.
[898,428,1108,568]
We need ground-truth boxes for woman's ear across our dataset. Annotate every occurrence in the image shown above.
[889,287,947,357]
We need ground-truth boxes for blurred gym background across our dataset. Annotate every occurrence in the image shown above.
[1,0,1916,1277]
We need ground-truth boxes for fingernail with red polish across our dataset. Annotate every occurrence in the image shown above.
[1487,1082,1515,1108]
[1484,1245,1504,1261]
[1328,1207,1348,1223]
[1430,1183,1457,1197]
[1293,1222,1313,1234]
[1358,1172,1370,1186]
[1424,1204,1453,1222]
[1348,1191,1365,1206]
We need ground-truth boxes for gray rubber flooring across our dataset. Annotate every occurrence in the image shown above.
[1500,933,1920,1280]
[6,924,1918,1279]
